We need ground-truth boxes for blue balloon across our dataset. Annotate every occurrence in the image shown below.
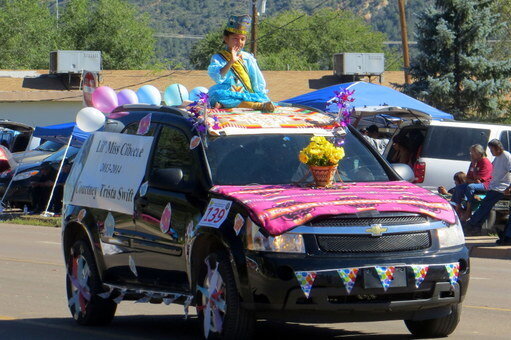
[164,84,189,106]
[137,85,161,105]
[189,86,209,102]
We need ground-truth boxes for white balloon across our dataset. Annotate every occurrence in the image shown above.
[76,107,106,132]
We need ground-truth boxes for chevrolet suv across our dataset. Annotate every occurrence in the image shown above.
[61,104,469,339]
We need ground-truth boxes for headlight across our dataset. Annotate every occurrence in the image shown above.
[246,218,305,253]
[13,170,39,181]
[437,220,465,248]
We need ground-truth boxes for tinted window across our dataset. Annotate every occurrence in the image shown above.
[206,132,390,185]
[122,122,157,136]
[151,126,193,180]
[35,140,63,152]
[422,126,490,161]
[500,131,511,151]
[44,146,79,162]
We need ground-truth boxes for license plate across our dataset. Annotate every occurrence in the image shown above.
[363,267,407,289]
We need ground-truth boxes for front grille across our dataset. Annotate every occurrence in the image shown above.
[316,232,431,253]
[309,215,428,227]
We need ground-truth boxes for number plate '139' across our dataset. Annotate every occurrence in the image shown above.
[199,199,232,228]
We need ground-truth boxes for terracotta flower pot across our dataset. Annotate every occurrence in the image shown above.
[309,165,337,187]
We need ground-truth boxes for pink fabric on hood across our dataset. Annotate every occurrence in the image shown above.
[211,181,455,236]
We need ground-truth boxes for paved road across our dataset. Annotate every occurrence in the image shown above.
[0,223,509,339]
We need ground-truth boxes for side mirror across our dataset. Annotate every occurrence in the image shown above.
[149,168,184,191]
[392,163,414,182]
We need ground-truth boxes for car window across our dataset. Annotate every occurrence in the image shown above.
[206,132,390,185]
[44,146,79,162]
[499,131,511,151]
[35,140,63,152]
[150,126,193,181]
[122,122,157,136]
[422,126,490,161]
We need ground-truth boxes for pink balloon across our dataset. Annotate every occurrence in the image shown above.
[117,89,139,106]
[92,86,118,113]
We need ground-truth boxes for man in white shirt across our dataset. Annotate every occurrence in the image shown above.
[465,139,511,237]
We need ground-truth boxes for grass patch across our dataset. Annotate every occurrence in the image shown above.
[2,217,60,227]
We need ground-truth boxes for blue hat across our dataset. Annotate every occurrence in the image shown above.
[226,15,251,35]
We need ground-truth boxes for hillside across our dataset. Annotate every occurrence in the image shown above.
[127,0,434,68]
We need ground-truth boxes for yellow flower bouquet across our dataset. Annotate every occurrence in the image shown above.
[299,136,345,186]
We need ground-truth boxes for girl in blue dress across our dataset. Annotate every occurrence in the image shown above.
[207,15,274,112]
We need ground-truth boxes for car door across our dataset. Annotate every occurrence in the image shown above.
[97,122,157,284]
[132,124,203,291]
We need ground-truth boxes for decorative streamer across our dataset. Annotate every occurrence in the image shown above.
[374,266,396,291]
[410,265,429,288]
[337,268,359,294]
[137,113,152,135]
[294,271,317,298]
[445,263,460,287]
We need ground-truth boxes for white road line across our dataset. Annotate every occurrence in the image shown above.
[37,241,61,245]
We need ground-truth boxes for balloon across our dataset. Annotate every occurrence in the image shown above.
[189,86,209,102]
[137,85,161,105]
[117,89,139,106]
[91,86,118,113]
[164,84,189,106]
[76,107,106,132]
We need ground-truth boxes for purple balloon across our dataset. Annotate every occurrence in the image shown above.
[92,86,118,113]
[117,89,139,106]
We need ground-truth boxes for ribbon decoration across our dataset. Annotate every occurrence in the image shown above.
[445,263,460,287]
[374,266,396,291]
[294,271,317,298]
[337,268,359,294]
[137,113,152,135]
[410,265,429,288]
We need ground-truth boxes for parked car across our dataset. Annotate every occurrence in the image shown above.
[62,105,469,339]
[384,119,511,233]
[12,140,64,164]
[0,146,78,208]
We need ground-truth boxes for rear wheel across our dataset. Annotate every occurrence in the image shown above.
[66,239,117,325]
[404,304,461,338]
[196,251,254,339]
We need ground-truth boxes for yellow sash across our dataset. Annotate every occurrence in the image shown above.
[219,50,253,93]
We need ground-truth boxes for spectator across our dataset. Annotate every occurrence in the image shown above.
[438,171,467,198]
[390,134,413,167]
[30,165,57,214]
[464,139,511,236]
[365,125,389,154]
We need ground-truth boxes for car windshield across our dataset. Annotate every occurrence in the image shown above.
[35,140,63,152]
[206,132,390,185]
[44,146,79,162]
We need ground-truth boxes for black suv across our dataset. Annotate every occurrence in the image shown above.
[62,105,469,339]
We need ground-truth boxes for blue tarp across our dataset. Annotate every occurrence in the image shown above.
[33,122,90,148]
[283,81,454,120]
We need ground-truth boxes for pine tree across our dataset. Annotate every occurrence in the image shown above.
[404,0,511,120]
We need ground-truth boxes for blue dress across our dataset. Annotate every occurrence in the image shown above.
[207,51,270,108]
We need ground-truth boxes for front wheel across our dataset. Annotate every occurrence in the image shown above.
[196,251,254,339]
[404,304,461,338]
[66,239,117,325]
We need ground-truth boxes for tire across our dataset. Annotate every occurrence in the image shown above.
[66,239,117,326]
[196,251,255,340]
[404,304,461,338]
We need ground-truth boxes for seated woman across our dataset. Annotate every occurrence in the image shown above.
[390,134,413,167]
[452,144,493,220]
[207,15,274,112]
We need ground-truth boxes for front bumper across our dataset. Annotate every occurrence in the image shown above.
[243,246,469,322]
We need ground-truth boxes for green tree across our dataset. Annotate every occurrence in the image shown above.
[0,0,58,69]
[189,9,386,71]
[404,0,511,120]
[59,0,156,69]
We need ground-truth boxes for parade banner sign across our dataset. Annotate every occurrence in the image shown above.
[70,132,153,214]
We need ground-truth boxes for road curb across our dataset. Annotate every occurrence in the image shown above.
[466,236,511,260]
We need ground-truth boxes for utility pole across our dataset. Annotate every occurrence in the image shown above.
[398,0,411,84]
[251,0,258,56]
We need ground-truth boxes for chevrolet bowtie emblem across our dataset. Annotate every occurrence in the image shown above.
[365,224,387,237]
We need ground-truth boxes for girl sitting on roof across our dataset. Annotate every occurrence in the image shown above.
[207,15,274,112]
